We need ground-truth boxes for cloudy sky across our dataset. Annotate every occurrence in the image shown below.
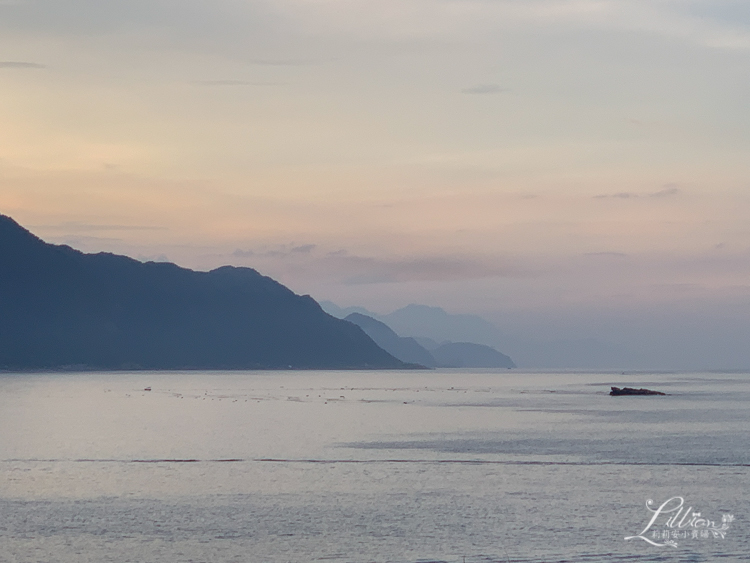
[2,0,749,367]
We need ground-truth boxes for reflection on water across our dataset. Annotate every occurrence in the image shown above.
[1,370,748,562]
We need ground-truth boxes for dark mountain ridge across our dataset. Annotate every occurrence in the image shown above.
[0,214,405,370]
[345,313,436,367]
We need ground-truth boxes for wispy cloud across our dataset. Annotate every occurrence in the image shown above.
[192,80,285,86]
[593,186,682,200]
[137,253,170,263]
[230,243,532,283]
[291,244,316,254]
[323,252,532,284]
[55,235,123,246]
[32,222,167,232]
[461,83,507,95]
[583,251,628,259]
[247,58,316,66]
[649,186,681,198]
[0,61,46,69]
[233,243,317,259]
[593,192,638,199]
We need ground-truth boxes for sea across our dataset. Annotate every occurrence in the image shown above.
[0,370,748,562]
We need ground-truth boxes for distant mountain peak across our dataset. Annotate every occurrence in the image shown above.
[345,312,399,338]
[0,213,47,247]
[345,312,516,369]
[345,313,435,368]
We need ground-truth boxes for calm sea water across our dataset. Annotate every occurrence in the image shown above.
[1,370,748,562]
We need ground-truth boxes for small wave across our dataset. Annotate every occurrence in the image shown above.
[2,458,749,467]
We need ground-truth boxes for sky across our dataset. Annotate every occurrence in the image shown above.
[1,0,749,368]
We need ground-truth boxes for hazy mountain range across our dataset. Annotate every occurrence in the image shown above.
[0,210,651,371]
[0,214,406,370]
[344,313,515,369]
[321,301,635,369]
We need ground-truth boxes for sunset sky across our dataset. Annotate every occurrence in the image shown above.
[2,0,749,367]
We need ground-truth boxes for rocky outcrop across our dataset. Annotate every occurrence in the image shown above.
[610,387,666,396]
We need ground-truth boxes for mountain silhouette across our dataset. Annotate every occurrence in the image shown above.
[0,214,405,370]
[431,342,515,368]
[345,312,516,369]
[345,313,435,367]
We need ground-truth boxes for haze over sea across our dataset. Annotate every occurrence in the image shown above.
[1,370,747,562]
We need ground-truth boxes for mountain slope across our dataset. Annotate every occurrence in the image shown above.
[0,214,405,370]
[431,342,516,368]
[345,313,436,367]
[345,313,517,369]
[382,304,503,347]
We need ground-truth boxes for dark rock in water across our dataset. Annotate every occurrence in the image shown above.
[0,213,407,370]
[610,386,666,396]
